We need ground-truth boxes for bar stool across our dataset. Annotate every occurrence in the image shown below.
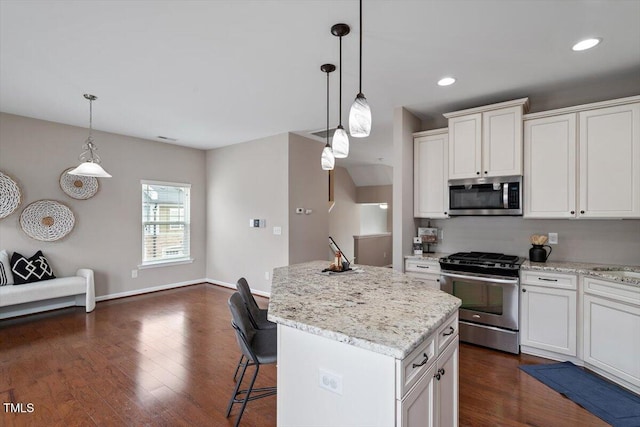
[226,292,277,427]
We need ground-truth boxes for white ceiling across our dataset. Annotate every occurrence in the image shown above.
[1,0,639,177]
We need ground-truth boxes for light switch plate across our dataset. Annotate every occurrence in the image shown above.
[273,226,282,235]
[548,232,558,244]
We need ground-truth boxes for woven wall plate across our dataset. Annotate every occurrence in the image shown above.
[20,200,75,242]
[59,167,99,199]
[0,171,22,219]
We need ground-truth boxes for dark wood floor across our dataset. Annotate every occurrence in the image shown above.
[1,284,608,426]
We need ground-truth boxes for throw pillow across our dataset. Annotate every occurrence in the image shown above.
[0,249,14,286]
[10,250,56,285]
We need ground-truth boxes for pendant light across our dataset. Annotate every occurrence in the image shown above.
[331,23,350,159]
[321,64,336,171]
[68,94,112,178]
[349,0,371,138]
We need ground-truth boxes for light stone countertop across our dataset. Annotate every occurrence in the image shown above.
[522,260,640,287]
[267,260,461,359]
[404,252,450,262]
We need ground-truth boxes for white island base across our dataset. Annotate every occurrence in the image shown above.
[277,315,459,427]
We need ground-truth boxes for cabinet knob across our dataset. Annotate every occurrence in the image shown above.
[434,373,441,381]
[476,171,480,175]
[522,288,527,292]
[444,212,447,215]
[570,211,575,214]
[580,210,585,214]
[484,171,488,174]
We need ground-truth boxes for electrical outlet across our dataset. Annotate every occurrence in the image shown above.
[265,271,270,281]
[131,269,138,279]
[318,368,343,395]
[273,226,282,235]
[548,232,558,244]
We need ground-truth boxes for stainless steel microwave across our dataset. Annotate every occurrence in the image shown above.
[448,176,522,216]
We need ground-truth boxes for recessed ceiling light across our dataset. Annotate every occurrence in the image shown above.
[572,38,602,51]
[437,77,456,86]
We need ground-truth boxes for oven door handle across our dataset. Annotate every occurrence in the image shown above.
[440,271,519,285]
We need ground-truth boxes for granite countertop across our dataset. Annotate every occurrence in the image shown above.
[404,252,450,262]
[267,260,461,359]
[522,260,640,287]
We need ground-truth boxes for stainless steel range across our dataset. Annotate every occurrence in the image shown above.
[439,252,523,354]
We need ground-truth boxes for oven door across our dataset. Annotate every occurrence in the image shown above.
[440,271,519,330]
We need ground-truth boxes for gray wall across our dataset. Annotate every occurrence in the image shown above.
[206,132,328,295]
[329,167,359,262]
[393,107,421,271]
[288,133,329,265]
[205,133,289,294]
[0,113,207,298]
[421,217,640,265]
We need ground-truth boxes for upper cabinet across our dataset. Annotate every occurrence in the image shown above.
[414,129,449,218]
[524,96,640,219]
[444,98,529,180]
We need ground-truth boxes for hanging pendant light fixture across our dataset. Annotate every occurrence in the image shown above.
[321,64,336,171]
[68,94,112,178]
[349,0,371,138]
[331,23,350,159]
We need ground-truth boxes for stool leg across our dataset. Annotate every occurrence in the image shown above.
[233,354,245,381]
[226,358,248,417]
[233,364,260,427]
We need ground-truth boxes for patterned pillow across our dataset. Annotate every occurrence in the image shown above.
[10,251,56,285]
[0,249,14,286]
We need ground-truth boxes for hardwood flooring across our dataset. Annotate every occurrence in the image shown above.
[1,284,608,426]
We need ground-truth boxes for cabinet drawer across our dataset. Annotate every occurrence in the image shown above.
[405,259,441,274]
[406,272,441,290]
[521,270,577,290]
[437,312,459,353]
[583,276,640,306]
[396,333,436,399]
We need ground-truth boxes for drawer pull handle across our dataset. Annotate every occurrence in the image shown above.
[412,353,429,368]
[538,278,558,282]
[442,326,455,336]
[417,265,430,269]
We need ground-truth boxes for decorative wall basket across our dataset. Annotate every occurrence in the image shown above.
[20,200,75,242]
[0,171,22,219]
[60,167,99,199]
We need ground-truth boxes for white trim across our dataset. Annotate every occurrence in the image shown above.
[413,127,448,138]
[523,94,640,120]
[204,278,271,298]
[140,179,192,188]
[443,97,529,118]
[138,258,194,269]
[95,278,203,302]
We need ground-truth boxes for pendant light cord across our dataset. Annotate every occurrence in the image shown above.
[326,70,330,146]
[359,0,362,94]
[339,35,343,126]
[88,98,93,139]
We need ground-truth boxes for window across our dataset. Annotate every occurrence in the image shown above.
[141,181,191,266]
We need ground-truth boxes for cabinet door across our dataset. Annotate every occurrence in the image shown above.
[448,114,482,179]
[520,285,577,356]
[583,294,640,389]
[523,114,577,218]
[398,362,436,427]
[415,133,449,218]
[579,103,640,218]
[435,337,459,427]
[483,106,523,177]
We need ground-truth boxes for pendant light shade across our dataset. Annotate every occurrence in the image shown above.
[69,94,112,178]
[331,23,350,159]
[332,125,349,158]
[349,0,371,137]
[349,93,371,137]
[320,64,336,171]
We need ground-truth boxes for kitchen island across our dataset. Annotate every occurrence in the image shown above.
[268,260,462,427]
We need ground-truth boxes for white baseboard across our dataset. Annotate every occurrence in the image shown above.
[205,278,271,298]
[95,279,205,302]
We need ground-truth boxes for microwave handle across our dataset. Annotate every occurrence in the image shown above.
[503,183,509,209]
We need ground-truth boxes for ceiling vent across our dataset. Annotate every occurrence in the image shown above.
[157,136,177,142]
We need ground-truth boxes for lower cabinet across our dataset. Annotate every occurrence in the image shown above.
[405,258,442,291]
[398,326,459,427]
[583,277,640,394]
[519,271,578,359]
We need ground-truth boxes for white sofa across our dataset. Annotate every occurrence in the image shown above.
[0,269,96,319]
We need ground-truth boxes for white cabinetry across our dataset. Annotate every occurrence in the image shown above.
[414,129,449,218]
[582,276,640,394]
[524,96,640,219]
[520,270,578,359]
[405,258,441,290]
[397,316,459,427]
[445,98,528,179]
